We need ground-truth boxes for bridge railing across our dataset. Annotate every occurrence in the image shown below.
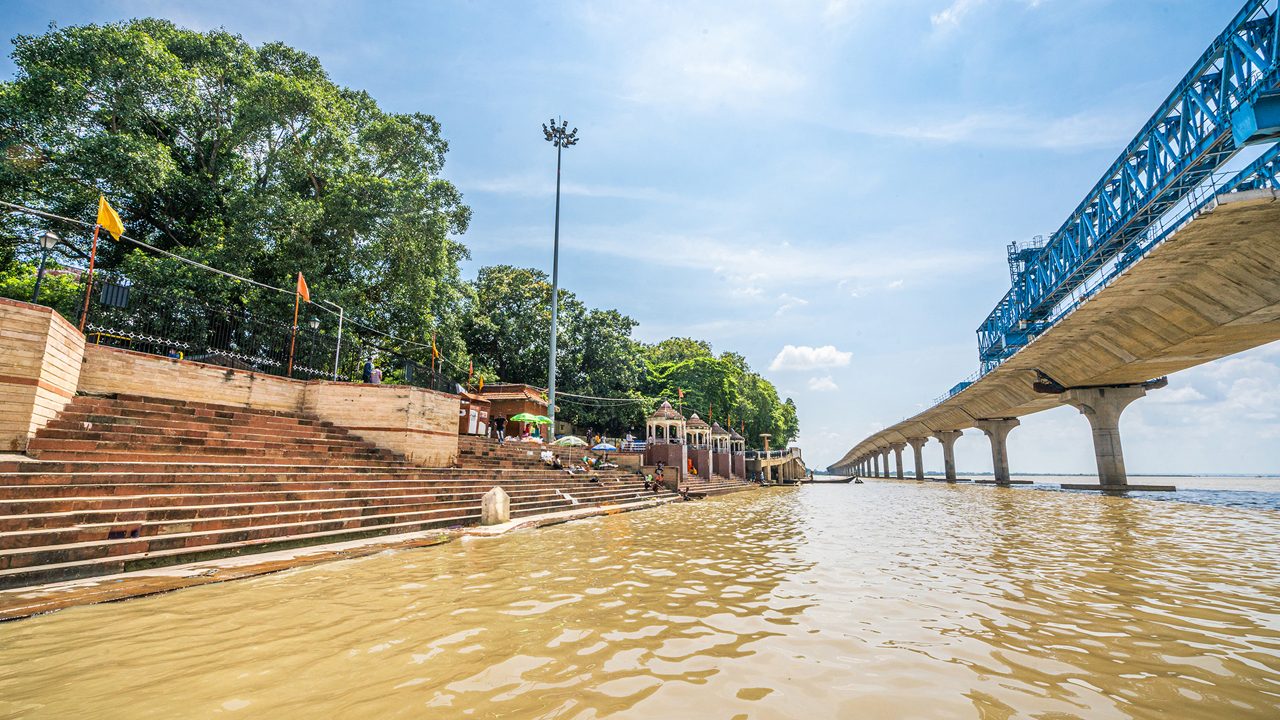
[977,0,1280,369]
[925,143,1280,412]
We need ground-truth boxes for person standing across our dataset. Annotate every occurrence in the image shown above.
[493,416,507,444]
[362,358,374,383]
[370,365,382,384]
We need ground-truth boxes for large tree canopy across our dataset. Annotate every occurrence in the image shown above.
[0,19,471,354]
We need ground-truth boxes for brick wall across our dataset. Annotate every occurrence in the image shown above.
[0,304,461,465]
[78,344,306,413]
[0,299,84,452]
[303,382,459,467]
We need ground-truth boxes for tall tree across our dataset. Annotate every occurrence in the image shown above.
[0,20,471,363]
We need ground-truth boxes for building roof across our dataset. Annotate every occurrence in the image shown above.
[686,413,709,428]
[648,399,685,421]
[710,422,730,437]
[479,383,549,407]
[729,427,746,441]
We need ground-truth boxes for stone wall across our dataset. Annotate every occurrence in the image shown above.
[78,344,306,412]
[303,382,459,467]
[713,451,731,478]
[0,301,460,466]
[0,299,85,452]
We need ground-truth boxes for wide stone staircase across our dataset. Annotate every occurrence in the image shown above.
[0,394,674,590]
[683,473,756,498]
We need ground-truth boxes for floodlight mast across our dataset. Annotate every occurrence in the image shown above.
[541,117,579,437]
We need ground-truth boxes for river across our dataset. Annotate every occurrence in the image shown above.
[2,482,1278,718]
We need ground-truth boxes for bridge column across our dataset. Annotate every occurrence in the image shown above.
[881,448,890,477]
[906,437,928,480]
[933,430,962,481]
[1062,386,1147,487]
[871,453,880,477]
[890,442,906,479]
[975,418,1019,484]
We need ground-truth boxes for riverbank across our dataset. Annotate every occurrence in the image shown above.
[0,495,677,622]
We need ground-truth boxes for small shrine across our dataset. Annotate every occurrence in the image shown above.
[645,400,686,444]
[710,422,731,453]
[685,413,710,448]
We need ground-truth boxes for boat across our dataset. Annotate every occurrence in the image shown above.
[802,476,855,484]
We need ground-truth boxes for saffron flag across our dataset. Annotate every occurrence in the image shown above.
[468,360,474,380]
[678,388,684,399]
[478,376,484,392]
[296,272,311,303]
[97,195,124,240]
[431,335,440,359]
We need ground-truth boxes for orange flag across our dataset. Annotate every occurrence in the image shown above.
[296,272,311,303]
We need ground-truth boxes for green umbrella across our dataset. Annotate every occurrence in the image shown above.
[510,412,539,423]
[533,415,553,425]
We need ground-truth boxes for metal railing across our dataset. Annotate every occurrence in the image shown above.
[80,274,459,393]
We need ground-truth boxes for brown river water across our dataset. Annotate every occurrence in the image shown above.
[2,481,1279,719]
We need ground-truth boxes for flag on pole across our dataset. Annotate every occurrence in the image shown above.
[96,195,124,240]
[431,335,440,359]
[296,272,310,303]
[678,388,684,399]
[468,360,474,381]
[478,376,484,392]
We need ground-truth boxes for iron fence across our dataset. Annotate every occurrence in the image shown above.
[79,274,460,393]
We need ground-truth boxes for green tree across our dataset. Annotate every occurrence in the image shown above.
[0,19,470,368]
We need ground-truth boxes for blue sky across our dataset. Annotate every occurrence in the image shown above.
[3,0,1277,474]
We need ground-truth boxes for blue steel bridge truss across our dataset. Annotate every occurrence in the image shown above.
[976,0,1280,374]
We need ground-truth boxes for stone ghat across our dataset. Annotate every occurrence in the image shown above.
[0,394,674,590]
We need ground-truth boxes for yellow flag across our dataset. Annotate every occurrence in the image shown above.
[97,195,124,240]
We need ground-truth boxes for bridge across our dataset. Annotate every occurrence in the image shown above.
[747,447,806,484]
[829,0,1280,489]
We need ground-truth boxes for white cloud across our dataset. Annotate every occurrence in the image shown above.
[830,107,1138,151]
[931,0,986,27]
[808,375,840,391]
[887,279,904,290]
[932,0,1044,29]
[775,293,809,316]
[769,345,853,371]
[464,175,673,202]
[1147,386,1207,404]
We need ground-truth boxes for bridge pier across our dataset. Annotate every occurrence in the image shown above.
[975,418,1019,484]
[871,453,880,477]
[881,448,891,478]
[1061,384,1172,490]
[933,430,962,481]
[906,437,927,480]
[890,442,905,480]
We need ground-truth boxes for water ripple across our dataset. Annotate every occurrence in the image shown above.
[1,483,1279,718]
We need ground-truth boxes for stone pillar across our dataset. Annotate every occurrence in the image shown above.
[933,430,962,481]
[975,418,1019,484]
[882,449,891,477]
[872,453,880,477]
[1062,386,1148,487]
[481,486,510,525]
[906,437,927,480]
[890,442,906,479]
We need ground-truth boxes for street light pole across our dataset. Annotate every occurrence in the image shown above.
[542,118,579,439]
[31,230,61,305]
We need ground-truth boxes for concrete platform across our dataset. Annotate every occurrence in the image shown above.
[927,478,972,483]
[973,479,1034,485]
[1059,483,1176,492]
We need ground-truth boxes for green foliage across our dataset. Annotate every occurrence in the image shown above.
[0,261,84,319]
[0,19,470,364]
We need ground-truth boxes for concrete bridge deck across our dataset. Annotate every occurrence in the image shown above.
[835,189,1280,486]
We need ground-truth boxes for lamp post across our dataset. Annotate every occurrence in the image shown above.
[31,230,60,304]
[542,117,579,438]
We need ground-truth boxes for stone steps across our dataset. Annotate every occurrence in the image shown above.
[0,393,668,590]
